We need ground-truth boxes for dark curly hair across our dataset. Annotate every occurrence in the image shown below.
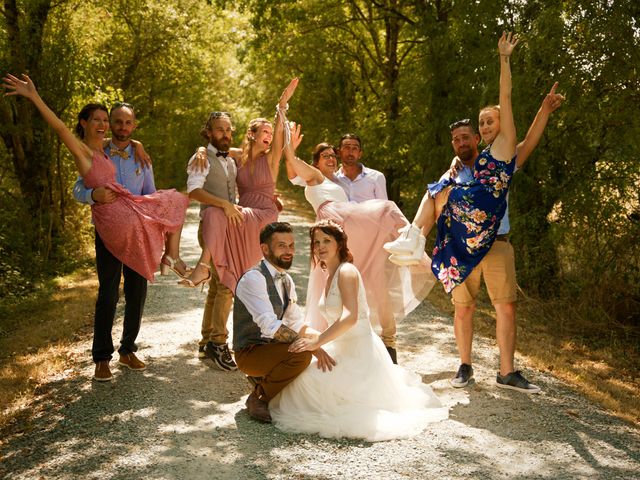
[309,219,353,266]
[74,103,109,139]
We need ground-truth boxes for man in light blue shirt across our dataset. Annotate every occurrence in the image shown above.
[334,133,388,202]
[73,102,155,382]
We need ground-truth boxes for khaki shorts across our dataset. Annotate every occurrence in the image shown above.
[451,239,517,306]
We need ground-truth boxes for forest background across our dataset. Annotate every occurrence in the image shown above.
[0,0,639,419]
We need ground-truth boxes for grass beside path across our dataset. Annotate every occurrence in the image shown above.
[0,191,639,431]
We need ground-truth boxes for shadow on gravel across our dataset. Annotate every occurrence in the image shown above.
[0,350,249,479]
[446,383,640,479]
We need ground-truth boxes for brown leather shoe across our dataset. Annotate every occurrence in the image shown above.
[118,352,146,371]
[245,391,272,423]
[93,361,113,381]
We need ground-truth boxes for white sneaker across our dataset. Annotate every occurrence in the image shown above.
[383,224,421,255]
[388,234,426,266]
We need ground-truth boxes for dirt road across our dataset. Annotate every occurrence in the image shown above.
[1,202,639,479]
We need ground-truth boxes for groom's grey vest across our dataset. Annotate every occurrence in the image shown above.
[200,147,237,216]
[233,261,287,351]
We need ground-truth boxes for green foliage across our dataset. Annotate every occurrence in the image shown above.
[0,0,638,325]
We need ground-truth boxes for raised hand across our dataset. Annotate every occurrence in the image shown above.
[542,82,565,114]
[278,78,299,109]
[498,31,519,57]
[3,73,38,99]
[289,121,304,151]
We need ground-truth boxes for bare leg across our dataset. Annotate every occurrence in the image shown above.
[181,248,212,285]
[161,226,189,277]
[412,191,436,237]
[495,302,516,375]
[454,303,475,365]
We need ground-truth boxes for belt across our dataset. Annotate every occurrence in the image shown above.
[495,234,510,242]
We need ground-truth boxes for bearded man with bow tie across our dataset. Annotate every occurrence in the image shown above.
[185,111,242,371]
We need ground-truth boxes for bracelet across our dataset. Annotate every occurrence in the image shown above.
[90,189,95,202]
[276,103,289,112]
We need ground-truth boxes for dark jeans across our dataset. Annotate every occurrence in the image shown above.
[92,230,147,363]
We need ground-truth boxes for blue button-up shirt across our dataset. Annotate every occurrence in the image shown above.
[73,142,156,204]
[440,163,512,235]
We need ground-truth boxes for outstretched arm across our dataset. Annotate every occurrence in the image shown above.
[283,122,324,185]
[268,78,299,181]
[515,82,565,168]
[491,32,519,161]
[3,74,93,176]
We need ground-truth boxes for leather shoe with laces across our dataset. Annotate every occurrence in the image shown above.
[245,391,272,423]
[118,352,146,371]
[93,361,113,382]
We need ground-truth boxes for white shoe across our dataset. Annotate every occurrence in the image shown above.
[383,224,421,255]
[388,234,426,266]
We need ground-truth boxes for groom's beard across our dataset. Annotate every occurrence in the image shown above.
[266,251,293,270]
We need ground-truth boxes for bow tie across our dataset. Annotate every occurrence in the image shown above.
[216,151,229,158]
[110,148,129,159]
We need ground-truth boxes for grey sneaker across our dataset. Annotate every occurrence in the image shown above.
[450,363,473,388]
[496,370,541,394]
[205,342,238,371]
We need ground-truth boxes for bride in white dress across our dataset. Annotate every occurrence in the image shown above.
[269,220,448,441]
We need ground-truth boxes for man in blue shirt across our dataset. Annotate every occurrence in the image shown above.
[73,102,154,382]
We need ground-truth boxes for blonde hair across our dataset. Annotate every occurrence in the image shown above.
[240,118,272,171]
[479,104,500,117]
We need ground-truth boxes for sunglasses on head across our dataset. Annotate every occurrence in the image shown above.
[209,111,231,120]
[111,101,134,113]
[449,118,471,131]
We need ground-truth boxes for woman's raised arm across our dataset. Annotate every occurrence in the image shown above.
[491,32,518,161]
[283,122,324,186]
[3,73,93,176]
[268,78,299,180]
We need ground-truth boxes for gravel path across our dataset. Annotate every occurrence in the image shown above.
[1,202,639,480]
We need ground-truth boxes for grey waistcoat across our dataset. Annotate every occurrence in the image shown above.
[200,149,237,215]
[233,261,285,352]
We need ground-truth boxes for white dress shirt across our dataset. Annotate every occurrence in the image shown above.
[334,164,388,202]
[186,143,236,193]
[235,260,306,339]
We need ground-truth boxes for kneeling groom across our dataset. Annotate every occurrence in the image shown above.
[233,222,335,423]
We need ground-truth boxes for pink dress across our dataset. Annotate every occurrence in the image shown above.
[201,154,278,291]
[83,151,188,281]
[303,179,435,331]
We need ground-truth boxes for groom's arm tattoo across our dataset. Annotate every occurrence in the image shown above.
[273,325,299,343]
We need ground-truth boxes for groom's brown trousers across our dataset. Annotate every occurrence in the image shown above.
[235,343,312,402]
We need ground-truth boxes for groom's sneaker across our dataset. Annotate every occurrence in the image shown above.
[496,370,541,394]
[450,363,473,388]
[245,391,272,423]
[205,342,238,371]
[385,346,398,364]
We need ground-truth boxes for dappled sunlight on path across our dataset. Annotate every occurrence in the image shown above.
[1,201,639,479]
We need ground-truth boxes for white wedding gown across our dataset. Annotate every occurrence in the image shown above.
[269,264,448,442]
